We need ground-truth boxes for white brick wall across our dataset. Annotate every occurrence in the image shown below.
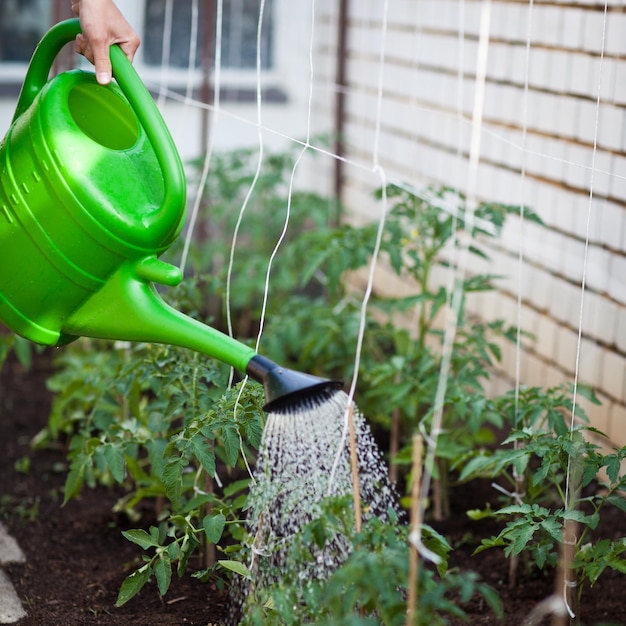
[313,0,626,445]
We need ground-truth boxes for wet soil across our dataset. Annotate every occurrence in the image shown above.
[0,349,624,625]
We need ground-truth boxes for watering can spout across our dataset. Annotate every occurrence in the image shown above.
[62,258,257,374]
[246,355,343,413]
[62,258,342,411]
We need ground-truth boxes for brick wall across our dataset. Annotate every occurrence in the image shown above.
[314,0,626,447]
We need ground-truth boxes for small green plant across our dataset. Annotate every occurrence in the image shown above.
[0,494,40,522]
[237,496,502,626]
[37,273,266,600]
[461,384,626,613]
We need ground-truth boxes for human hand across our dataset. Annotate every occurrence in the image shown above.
[71,0,140,85]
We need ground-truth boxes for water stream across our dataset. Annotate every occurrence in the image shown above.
[229,389,399,622]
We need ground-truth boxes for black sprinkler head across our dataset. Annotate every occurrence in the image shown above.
[246,354,343,413]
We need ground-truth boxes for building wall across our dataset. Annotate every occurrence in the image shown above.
[313,0,626,447]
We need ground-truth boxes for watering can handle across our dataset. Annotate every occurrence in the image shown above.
[12,18,184,229]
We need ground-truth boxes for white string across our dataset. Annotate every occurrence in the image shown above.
[170,0,200,148]
[418,0,492,528]
[564,0,608,511]
[230,0,317,485]
[327,0,390,496]
[184,0,199,105]
[228,0,268,485]
[180,0,224,274]
[512,0,534,478]
[153,79,626,241]
[254,0,317,353]
[226,0,266,360]
[157,0,173,110]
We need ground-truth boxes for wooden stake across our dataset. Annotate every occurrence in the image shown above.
[551,518,578,626]
[347,403,362,533]
[406,434,423,626]
[203,472,216,569]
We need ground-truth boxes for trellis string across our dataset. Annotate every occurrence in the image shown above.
[559,2,609,619]
[415,0,492,556]
[514,0,534,434]
[156,0,173,110]
[327,0,391,496]
[180,0,225,274]
[253,0,318,354]
[226,0,268,483]
[566,0,608,506]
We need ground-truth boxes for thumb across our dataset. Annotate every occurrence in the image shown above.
[92,42,113,85]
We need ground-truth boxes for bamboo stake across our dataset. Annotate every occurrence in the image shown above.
[406,434,424,626]
[203,472,216,569]
[389,405,400,484]
[551,518,578,626]
[347,403,362,533]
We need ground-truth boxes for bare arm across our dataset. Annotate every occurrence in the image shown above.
[70,0,140,85]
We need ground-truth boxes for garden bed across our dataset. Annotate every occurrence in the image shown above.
[1,350,624,625]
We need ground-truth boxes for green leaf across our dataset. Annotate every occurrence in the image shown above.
[218,559,251,579]
[192,435,216,477]
[222,425,241,467]
[496,504,532,516]
[147,439,167,480]
[473,536,505,555]
[539,517,562,542]
[467,505,495,520]
[478,583,504,619]
[203,513,226,544]
[606,455,622,484]
[115,564,151,607]
[505,523,537,557]
[63,452,90,505]
[162,458,184,508]
[177,533,200,577]
[14,336,33,369]
[122,528,160,550]
[103,443,126,483]
[154,552,172,596]
[459,454,496,480]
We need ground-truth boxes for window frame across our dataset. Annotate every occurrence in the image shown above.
[0,0,289,104]
[116,0,284,102]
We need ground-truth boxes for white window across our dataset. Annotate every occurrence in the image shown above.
[116,0,281,100]
[0,0,52,63]
[142,0,274,70]
[0,0,284,105]
[0,0,54,88]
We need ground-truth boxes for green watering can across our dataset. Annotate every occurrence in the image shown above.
[0,19,340,411]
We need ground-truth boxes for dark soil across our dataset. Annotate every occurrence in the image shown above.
[1,349,624,625]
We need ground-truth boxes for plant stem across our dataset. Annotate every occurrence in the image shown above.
[406,433,423,626]
[203,471,216,569]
